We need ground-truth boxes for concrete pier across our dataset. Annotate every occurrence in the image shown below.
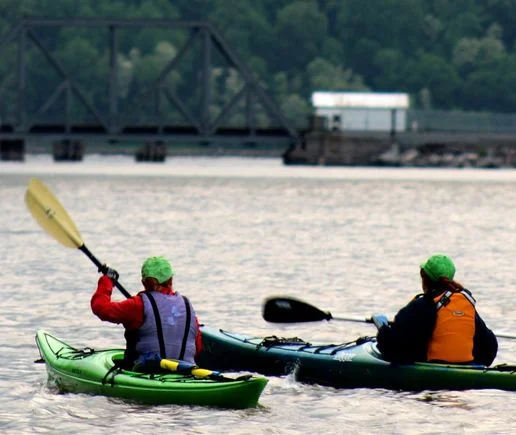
[0,139,25,161]
[284,131,392,166]
[284,130,516,167]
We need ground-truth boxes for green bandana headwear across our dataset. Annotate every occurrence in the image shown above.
[420,254,455,281]
[141,256,175,284]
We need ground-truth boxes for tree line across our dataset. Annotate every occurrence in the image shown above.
[1,0,515,128]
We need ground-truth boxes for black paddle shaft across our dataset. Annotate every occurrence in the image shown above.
[79,245,131,299]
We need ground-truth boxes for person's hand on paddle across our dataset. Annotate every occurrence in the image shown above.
[99,264,119,283]
[371,314,389,330]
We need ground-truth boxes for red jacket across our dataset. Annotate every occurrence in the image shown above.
[91,275,203,354]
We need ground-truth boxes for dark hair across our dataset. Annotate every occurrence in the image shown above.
[420,269,463,293]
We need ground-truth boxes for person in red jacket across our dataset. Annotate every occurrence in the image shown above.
[91,256,203,371]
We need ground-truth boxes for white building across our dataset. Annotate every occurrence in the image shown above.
[311,91,410,132]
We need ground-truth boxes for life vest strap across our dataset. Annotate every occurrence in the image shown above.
[178,295,192,361]
[144,291,166,359]
[435,289,476,311]
[435,291,452,310]
[461,289,476,306]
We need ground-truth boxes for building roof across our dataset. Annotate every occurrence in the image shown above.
[312,91,410,109]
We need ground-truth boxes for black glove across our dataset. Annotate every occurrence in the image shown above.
[98,264,119,282]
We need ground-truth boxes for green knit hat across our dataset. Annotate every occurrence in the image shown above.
[141,256,175,284]
[420,254,455,281]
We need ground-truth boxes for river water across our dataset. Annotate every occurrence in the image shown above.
[1,155,516,434]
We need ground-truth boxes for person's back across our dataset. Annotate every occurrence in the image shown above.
[373,254,498,366]
[91,256,203,371]
[132,289,197,367]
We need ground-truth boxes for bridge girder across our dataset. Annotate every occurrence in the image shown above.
[0,17,300,148]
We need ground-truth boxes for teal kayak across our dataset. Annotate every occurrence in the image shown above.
[198,326,516,392]
[35,329,268,408]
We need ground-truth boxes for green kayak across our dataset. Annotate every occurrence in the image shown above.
[198,326,516,392]
[35,329,268,408]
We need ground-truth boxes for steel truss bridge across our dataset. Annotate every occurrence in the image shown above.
[0,17,300,160]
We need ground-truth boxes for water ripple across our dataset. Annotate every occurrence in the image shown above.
[1,158,516,434]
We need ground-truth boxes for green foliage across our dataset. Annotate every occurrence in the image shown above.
[273,1,328,71]
[2,0,516,127]
[280,94,311,127]
[211,0,274,62]
[406,53,461,109]
[307,58,367,91]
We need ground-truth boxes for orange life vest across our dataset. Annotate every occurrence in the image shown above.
[426,290,476,363]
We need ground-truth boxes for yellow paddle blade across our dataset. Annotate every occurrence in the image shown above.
[25,178,84,248]
[160,359,214,378]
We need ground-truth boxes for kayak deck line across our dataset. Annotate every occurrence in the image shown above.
[222,328,371,355]
[39,331,228,384]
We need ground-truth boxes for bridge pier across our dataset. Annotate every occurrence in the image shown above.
[52,140,84,161]
[0,139,25,161]
[135,141,166,162]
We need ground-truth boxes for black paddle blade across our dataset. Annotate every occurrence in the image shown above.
[262,297,332,323]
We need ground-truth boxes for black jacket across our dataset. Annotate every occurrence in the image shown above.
[376,291,498,366]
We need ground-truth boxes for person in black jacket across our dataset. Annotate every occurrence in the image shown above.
[373,254,498,366]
